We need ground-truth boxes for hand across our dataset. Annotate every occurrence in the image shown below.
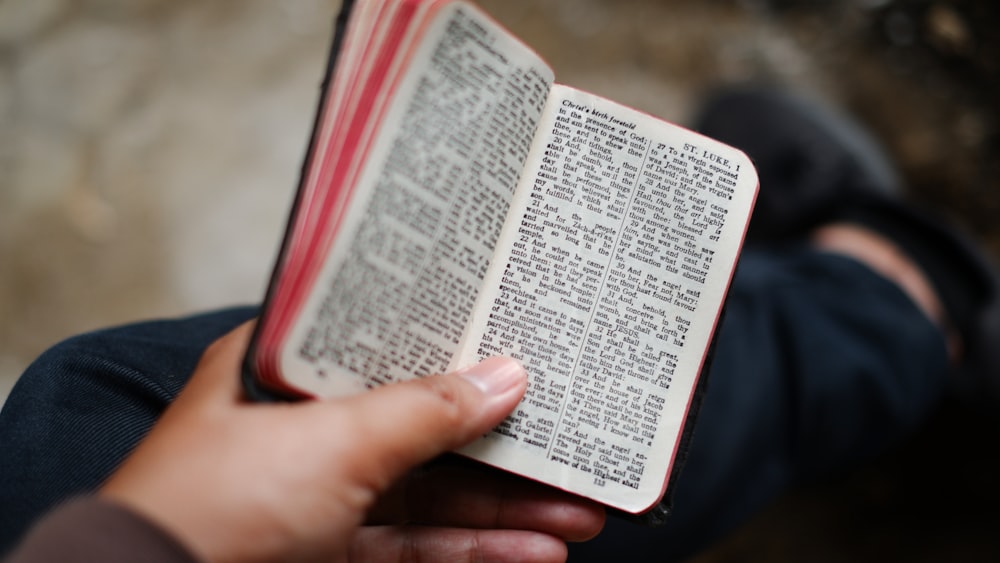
[101,323,605,562]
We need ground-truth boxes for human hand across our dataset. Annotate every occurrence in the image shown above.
[100,322,605,562]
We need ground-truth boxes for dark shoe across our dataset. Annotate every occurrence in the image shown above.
[694,86,902,243]
[693,85,1000,404]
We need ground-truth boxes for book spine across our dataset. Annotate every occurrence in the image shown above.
[240,0,359,402]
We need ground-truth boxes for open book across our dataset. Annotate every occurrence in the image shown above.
[242,0,758,520]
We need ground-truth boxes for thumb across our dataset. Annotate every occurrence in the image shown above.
[319,357,527,492]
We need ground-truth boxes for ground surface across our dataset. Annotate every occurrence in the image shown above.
[1,0,998,559]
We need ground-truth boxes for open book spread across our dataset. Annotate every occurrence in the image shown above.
[243,0,758,516]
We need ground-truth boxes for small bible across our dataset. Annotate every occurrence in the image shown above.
[242,0,758,521]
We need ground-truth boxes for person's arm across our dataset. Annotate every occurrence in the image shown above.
[8,322,604,562]
[5,497,196,563]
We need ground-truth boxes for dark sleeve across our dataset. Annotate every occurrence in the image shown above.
[4,497,199,563]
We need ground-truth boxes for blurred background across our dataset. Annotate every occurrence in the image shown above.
[1,0,998,559]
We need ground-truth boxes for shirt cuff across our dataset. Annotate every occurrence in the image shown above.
[5,496,199,563]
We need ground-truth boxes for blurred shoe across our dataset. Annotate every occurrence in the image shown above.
[694,86,901,242]
[693,85,1000,405]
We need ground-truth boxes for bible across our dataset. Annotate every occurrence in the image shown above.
[242,0,758,520]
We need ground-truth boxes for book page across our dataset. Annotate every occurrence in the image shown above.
[278,1,555,396]
[455,84,757,512]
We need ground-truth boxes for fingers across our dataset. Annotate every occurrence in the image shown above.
[175,320,257,409]
[371,463,605,542]
[178,323,532,508]
[310,357,528,494]
[350,526,569,563]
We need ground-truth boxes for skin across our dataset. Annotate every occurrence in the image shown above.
[813,223,959,359]
[101,323,605,562]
